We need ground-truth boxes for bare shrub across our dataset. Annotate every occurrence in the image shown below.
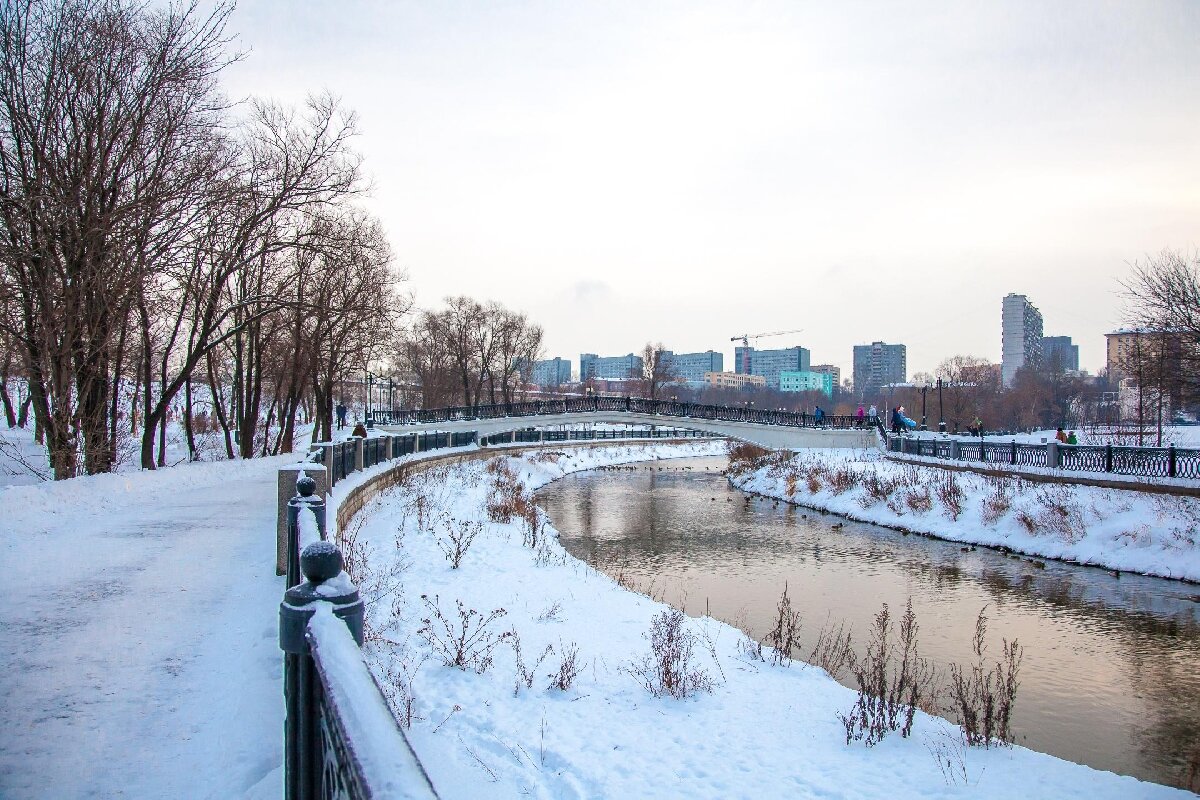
[727,441,770,475]
[808,619,856,681]
[827,466,858,495]
[858,469,893,509]
[529,450,566,464]
[519,502,545,548]
[924,728,976,787]
[805,465,824,493]
[840,599,935,746]
[1014,509,1038,533]
[485,458,535,524]
[946,608,1022,748]
[980,480,1012,526]
[904,486,934,514]
[935,472,965,520]
[536,600,563,623]
[547,640,580,691]
[1032,484,1086,543]
[418,595,512,673]
[509,630,554,695]
[764,583,802,666]
[436,516,482,568]
[375,637,428,728]
[627,608,715,699]
[785,470,799,497]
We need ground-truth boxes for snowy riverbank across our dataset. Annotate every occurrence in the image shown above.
[728,447,1200,583]
[348,441,1189,798]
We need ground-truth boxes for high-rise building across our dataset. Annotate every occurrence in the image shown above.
[779,371,834,397]
[529,357,572,387]
[733,345,810,389]
[811,364,841,388]
[1041,336,1079,373]
[661,350,723,385]
[1001,294,1044,387]
[579,353,644,381]
[852,342,907,394]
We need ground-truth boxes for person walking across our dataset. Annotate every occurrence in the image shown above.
[891,406,902,435]
[336,402,348,430]
[814,405,825,425]
[868,404,878,425]
[856,404,865,427]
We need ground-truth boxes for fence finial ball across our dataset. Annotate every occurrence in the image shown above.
[300,541,342,584]
[296,472,317,497]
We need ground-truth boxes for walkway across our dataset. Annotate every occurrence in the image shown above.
[0,456,289,799]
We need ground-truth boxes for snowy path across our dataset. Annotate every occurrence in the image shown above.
[0,457,291,799]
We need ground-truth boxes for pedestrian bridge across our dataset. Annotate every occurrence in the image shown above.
[377,397,880,450]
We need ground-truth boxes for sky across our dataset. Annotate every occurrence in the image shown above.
[220,0,1199,380]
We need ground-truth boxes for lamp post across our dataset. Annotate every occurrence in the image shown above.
[920,382,928,431]
[364,369,376,427]
[937,378,946,433]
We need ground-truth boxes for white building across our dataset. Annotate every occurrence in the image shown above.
[1001,294,1044,388]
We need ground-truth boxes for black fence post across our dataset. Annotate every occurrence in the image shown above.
[286,474,327,589]
[280,542,365,800]
[1169,444,1177,478]
[1011,440,1017,465]
[1105,443,1114,472]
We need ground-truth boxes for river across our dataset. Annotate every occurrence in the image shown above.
[536,455,1200,791]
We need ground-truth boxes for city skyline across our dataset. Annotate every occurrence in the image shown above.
[224,2,1198,380]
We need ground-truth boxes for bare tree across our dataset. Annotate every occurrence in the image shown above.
[0,0,236,477]
[642,342,674,400]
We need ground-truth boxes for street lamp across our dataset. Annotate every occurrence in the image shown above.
[937,378,946,433]
[919,382,928,431]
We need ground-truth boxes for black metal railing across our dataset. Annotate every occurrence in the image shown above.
[885,433,1200,481]
[280,504,437,800]
[391,398,876,430]
[478,428,720,447]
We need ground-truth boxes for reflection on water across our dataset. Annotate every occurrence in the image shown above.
[538,456,1200,790]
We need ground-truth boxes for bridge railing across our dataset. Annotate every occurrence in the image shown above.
[389,398,873,430]
[885,432,1200,481]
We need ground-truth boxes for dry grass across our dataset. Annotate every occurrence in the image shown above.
[627,608,715,699]
[840,599,935,747]
[946,608,1022,748]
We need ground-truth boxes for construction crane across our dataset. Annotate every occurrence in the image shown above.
[730,329,805,374]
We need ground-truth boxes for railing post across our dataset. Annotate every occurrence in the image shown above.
[1169,444,1177,478]
[1105,443,1113,472]
[1046,441,1059,469]
[285,474,328,587]
[1011,440,1017,465]
[384,435,394,461]
[277,465,328,576]
[316,442,336,485]
[353,435,365,472]
[949,439,960,460]
[280,542,365,800]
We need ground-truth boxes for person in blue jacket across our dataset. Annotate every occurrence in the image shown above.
[814,405,825,425]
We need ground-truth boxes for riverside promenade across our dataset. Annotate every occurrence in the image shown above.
[0,456,290,799]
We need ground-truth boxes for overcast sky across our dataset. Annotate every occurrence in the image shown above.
[221,0,1198,380]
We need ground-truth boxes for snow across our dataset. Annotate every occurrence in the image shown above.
[0,453,293,799]
[730,448,1200,583]
[345,443,1190,798]
[3,432,1193,798]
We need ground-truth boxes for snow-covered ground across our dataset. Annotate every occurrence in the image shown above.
[730,448,1200,583]
[0,454,292,799]
[347,443,1189,798]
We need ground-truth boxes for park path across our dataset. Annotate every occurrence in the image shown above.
[0,456,293,799]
